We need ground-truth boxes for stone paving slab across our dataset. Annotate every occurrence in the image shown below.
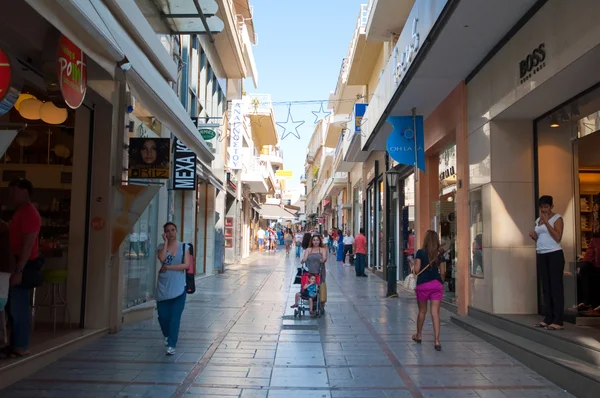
[0,252,574,398]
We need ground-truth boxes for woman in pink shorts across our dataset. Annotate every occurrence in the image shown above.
[412,230,446,351]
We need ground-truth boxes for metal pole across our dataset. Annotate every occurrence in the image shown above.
[412,107,419,240]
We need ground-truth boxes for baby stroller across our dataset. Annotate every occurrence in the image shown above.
[294,269,323,318]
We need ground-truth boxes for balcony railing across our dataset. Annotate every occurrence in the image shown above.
[333,58,349,97]
[247,93,273,114]
[243,156,276,184]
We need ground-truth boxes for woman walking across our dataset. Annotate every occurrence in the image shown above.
[301,235,328,314]
[529,195,565,330]
[336,229,345,262]
[284,228,293,256]
[157,222,189,355]
[412,230,446,351]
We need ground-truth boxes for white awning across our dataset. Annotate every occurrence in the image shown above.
[24,0,214,166]
[259,204,297,221]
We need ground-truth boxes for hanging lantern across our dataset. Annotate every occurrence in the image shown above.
[19,98,43,120]
[40,101,68,125]
[16,130,38,147]
[13,93,36,111]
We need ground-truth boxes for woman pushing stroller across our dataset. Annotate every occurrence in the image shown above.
[291,273,318,314]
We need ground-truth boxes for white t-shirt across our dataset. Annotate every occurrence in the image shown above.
[534,214,562,254]
[343,235,355,245]
[257,229,266,239]
[129,232,139,242]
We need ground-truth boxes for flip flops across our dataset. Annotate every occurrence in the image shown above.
[545,324,564,331]
[533,322,548,328]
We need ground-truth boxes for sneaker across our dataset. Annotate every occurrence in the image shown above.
[164,337,169,346]
[166,347,176,355]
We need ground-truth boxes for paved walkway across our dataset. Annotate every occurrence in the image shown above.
[1,252,572,397]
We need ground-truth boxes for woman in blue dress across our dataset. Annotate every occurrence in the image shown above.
[336,229,345,262]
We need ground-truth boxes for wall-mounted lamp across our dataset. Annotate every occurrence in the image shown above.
[550,114,560,128]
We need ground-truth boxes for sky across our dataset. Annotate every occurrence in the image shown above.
[246,0,368,190]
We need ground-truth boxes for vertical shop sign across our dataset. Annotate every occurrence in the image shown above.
[57,35,87,109]
[0,48,21,116]
[172,137,197,190]
[386,115,426,172]
[355,103,368,133]
[229,100,243,169]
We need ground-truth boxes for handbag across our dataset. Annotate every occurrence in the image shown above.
[19,257,45,289]
[404,257,436,291]
[184,244,196,294]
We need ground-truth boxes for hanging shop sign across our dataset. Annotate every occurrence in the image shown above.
[355,103,367,133]
[128,137,171,179]
[57,34,87,109]
[385,115,426,172]
[199,128,216,140]
[172,137,197,190]
[229,100,243,169]
[275,170,293,178]
[0,48,22,116]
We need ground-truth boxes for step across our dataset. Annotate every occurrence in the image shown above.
[451,314,600,398]
[468,307,600,367]
[0,328,107,390]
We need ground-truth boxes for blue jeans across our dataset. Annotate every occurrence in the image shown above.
[157,292,186,348]
[295,245,301,257]
[9,286,31,350]
[355,253,366,276]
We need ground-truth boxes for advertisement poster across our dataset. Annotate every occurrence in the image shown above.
[128,137,171,179]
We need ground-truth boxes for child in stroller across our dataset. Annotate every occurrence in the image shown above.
[291,273,320,317]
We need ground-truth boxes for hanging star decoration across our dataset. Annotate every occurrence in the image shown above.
[311,102,332,124]
[340,109,368,141]
[277,106,305,140]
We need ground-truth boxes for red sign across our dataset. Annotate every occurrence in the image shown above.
[91,216,105,231]
[57,35,87,109]
[0,49,11,103]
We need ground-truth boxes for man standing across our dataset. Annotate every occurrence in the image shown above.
[342,231,355,267]
[353,228,367,277]
[4,179,41,358]
[257,227,266,252]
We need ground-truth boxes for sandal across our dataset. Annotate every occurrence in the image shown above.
[434,344,442,351]
[290,304,298,308]
[569,303,591,312]
[412,334,422,344]
[545,324,564,331]
[533,322,548,328]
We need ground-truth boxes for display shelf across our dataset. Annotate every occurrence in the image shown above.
[579,191,598,256]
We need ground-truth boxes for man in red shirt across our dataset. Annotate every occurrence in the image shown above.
[354,228,368,277]
[2,178,41,357]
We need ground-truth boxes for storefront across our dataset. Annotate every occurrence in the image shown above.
[466,0,600,322]
[363,153,385,271]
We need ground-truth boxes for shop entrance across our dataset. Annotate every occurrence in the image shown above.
[536,84,600,322]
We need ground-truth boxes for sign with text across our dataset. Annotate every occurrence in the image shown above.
[355,103,367,133]
[275,170,293,178]
[386,116,425,172]
[128,137,171,179]
[57,35,87,109]
[0,48,21,116]
[229,100,243,169]
[172,137,197,190]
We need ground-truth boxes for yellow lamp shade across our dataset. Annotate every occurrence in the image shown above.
[53,144,71,158]
[19,98,42,120]
[40,102,68,125]
[16,130,38,147]
[14,93,36,111]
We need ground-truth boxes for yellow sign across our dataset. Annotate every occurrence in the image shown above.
[276,170,293,177]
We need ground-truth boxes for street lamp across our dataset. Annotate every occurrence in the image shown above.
[385,170,401,298]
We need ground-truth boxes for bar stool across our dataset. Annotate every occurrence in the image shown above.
[35,269,70,332]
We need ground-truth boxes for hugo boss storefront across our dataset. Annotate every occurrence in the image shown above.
[466,0,600,323]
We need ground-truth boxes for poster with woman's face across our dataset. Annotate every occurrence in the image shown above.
[128,138,170,179]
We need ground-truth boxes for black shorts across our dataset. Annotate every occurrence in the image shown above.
[300,290,315,300]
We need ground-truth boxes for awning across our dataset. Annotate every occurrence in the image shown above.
[25,0,215,166]
[259,204,297,221]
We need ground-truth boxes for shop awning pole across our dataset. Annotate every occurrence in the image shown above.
[412,107,418,242]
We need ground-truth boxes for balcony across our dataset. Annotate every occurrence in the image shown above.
[300,173,307,183]
[365,0,414,42]
[324,113,350,147]
[241,156,275,194]
[333,132,354,173]
[213,0,258,86]
[346,4,383,86]
[318,172,348,204]
[260,147,283,167]
[246,94,278,147]
[320,147,335,173]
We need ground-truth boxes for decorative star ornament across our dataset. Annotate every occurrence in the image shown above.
[311,102,331,124]
[277,107,305,140]
[245,112,267,128]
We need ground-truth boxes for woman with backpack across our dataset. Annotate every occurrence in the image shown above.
[157,222,189,355]
[412,230,446,351]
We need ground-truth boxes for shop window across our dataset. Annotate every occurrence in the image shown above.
[469,188,484,277]
[122,193,160,309]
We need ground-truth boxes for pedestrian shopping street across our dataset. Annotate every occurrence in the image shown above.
[1,253,571,398]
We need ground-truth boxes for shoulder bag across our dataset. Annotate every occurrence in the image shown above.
[404,257,437,291]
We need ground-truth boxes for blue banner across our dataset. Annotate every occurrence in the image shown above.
[386,115,425,172]
[355,103,367,133]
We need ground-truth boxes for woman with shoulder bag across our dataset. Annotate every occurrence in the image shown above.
[157,222,189,355]
[412,230,446,351]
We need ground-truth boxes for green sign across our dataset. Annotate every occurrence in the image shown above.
[199,128,216,140]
